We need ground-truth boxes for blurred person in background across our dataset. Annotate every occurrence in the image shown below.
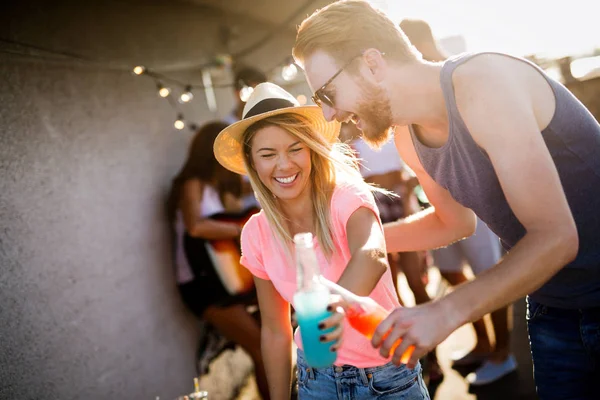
[345,121,444,384]
[294,1,600,398]
[168,121,269,400]
[401,18,517,386]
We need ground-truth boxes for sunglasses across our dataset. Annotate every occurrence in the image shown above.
[311,52,385,109]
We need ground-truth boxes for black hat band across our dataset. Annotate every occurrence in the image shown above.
[244,98,295,119]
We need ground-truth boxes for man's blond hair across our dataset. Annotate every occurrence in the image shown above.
[293,0,419,69]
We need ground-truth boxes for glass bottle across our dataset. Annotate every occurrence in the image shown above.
[292,232,337,368]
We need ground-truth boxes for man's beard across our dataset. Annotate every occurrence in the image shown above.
[355,79,394,149]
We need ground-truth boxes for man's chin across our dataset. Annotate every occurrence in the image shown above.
[361,126,392,148]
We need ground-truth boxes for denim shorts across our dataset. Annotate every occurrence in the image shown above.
[296,349,430,399]
[527,296,600,399]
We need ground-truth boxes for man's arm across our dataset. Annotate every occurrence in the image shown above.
[373,61,579,367]
[384,126,477,252]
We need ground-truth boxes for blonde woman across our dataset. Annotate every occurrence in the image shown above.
[214,82,429,400]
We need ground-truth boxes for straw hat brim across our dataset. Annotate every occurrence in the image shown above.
[214,105,341,175]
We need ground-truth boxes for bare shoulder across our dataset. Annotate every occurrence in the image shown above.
[182,178,203,196]
[450,53,555,149]
[453,54,528,96]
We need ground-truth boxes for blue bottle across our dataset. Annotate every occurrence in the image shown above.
[292,232,337,368]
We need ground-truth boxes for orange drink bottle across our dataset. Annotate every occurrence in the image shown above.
[320,278,415,364]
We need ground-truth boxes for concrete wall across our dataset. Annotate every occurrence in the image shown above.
[0,1,303,399]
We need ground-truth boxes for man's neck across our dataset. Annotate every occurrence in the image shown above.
[388,61,449,136]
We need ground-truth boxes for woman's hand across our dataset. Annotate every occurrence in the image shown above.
[318,297,346,351]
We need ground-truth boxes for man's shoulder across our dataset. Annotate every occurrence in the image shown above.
[451,54,538,125]
[453,53,536,95]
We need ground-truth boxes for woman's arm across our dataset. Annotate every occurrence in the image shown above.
[336,207,388,296]
[253,276,294,399]
[180,179,241,239]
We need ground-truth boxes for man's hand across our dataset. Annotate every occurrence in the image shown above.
[371,301,460,368]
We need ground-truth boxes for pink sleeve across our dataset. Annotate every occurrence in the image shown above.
[332,182,382,231]
[240,215,270,280]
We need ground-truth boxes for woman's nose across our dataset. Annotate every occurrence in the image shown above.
[277,153,293,169]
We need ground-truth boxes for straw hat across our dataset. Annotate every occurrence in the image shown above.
[214,82,341,175]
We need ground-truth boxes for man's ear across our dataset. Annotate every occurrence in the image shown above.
[362,48,386,82]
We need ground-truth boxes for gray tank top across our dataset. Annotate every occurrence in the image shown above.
[410,52,600,309]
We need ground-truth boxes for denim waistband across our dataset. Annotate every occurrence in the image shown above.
[296,349,420,383]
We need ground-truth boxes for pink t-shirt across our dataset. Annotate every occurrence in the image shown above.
[240,181,401,368]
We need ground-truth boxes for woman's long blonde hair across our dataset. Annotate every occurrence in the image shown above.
[242,113,388,258]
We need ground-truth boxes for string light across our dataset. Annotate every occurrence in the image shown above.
[132,55,300,128]
[132,65,146,75]
[179,85,193,103]
[239,85,254,102]
[174,114,185,130]
[157,84,171,98]
[281,62,298,81]
[296,94,307,105]
[2,39,304,132]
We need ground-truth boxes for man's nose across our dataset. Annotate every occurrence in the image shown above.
[321,103,337,122]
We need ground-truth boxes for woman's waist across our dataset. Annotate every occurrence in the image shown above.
[296,347,418,373]
[294,323,391,368]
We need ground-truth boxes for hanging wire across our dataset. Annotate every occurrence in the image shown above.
[0,9,311,130]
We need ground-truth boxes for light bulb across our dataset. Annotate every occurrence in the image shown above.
[159,87,171,97]
[133,66,146,75]
[239,85,254,102]
[174,118,185,130]
[180,92,193,103]
[296,94,306,106]
[179,86,194,103]
[296,94,307,105]
[281,63,298,81]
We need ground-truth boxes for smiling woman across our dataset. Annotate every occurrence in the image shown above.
[249,124,312,200]
[213,82,429,399]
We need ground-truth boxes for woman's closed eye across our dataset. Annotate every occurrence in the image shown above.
[290,147,303,154]
[260,153,276,159]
